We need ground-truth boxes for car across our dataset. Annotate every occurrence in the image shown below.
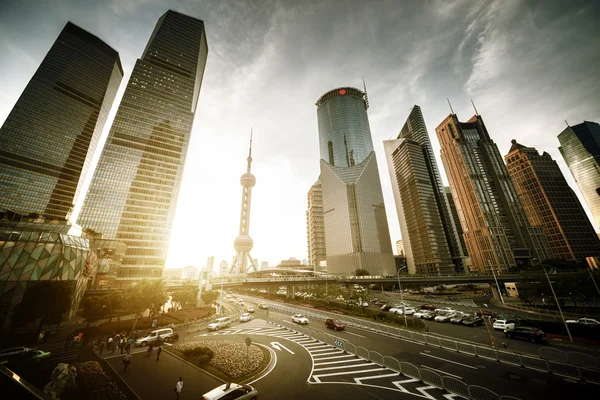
[258,303,268,309]
[420,304,437,311]
[292,314,309,324]
[566,318,600,325]
[247,306,255,313]
[403,307,416,315]
[422,312,436,320]
[325,318,345,331]
[434,313,456,323]
[462,316,484,327]
[504,326,548,343]
[492,319,517,331]
[208,317,232,331]
[380,305,392,311]
[203,382,258,400]
[436,307,456,313]
[450,313,468,324]
[239,313,252,322]
[136,328,174,347]
[413,310,433,319]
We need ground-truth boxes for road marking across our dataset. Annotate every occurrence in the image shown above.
[345,331,366,338]
[419,352,477,369]
[314,362,375,371]
[310,348,338,353]
[416,385,437,400]
[313,367,386,378]
[321,332,348,342]
[313,354,355,361]
[312,351,345,357]
[420,366,463,379]
[314,358,362,366]
[270,341,295,354]
[354,372,400,384]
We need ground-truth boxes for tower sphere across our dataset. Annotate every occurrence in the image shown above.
[240,172,256,187]
[234,234,254,252]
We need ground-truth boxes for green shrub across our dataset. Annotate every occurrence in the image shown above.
[182,346,215,363]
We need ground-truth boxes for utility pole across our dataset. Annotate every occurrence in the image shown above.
[397,266,408,327]
[543,265,573,343]
[488,259,505,305]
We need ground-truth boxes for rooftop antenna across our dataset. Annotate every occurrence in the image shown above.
[447,98,455,115]
[247,128,253,173]
[471,99,479,116]
[565,120,570,127]
[362,76,370,110]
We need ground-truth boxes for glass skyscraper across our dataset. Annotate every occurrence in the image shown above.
[316,87,394,275]
[384,106,467,275]
[0,22,123,221]
[77,10,208,281]
[435,113,552,272]
[558,121,600,228]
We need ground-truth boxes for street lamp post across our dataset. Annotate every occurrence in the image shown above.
[397,266,408,327]
[542,265,573,343]
[488,260,505,305]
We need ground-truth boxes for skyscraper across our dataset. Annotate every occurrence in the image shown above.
[384,106,466,275]
[435,111,552,272]
[316,86,394,275]
[506,140,600,261]
[77,10,208,280]
[306,177,326,269]
[230,133,257,274]
[0,22,122,220]
[558,121,600,228]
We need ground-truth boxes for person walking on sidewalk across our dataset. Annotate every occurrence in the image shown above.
[175,377,183,399]
[123,353,132,373]
[99,340,105,355]
[156,344,162,361]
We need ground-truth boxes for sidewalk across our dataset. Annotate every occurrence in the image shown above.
[104,350,221,399]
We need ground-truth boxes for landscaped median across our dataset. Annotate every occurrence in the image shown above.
[165,340,270,381]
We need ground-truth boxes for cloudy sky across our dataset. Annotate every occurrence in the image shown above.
[1,0,599,271]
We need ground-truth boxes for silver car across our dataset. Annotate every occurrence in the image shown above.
[203,382,258,400]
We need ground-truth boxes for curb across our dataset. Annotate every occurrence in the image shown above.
[100,357,142,400]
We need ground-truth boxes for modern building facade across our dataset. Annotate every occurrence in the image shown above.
[384,106,467,275]
[306,178,326,270]
[558,121,600,228]
[230,133,257,274]
[316,87,395,276]
[0,215,98,329]
[396,240,404,256]
[505,140,600,261]
[0,22,123,221]
[435,112,552,272]
[77,11,208,281]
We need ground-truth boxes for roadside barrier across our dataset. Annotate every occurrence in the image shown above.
[256,298,600,384]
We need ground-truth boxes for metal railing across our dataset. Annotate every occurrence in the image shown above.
[258,299,600,384]
[266,313,523,400]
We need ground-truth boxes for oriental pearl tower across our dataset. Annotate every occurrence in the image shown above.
[230,131,257,274]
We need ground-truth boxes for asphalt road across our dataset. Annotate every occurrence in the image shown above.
[239,295,598,400]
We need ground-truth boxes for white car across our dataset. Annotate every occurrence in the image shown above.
[434,313,455,322]
[208,317,232,331]
[493,319,517,331]
[203,382,258,400]
[413,310,432,319]
[388,307,400,314]
[403,307,416,315]
[239,313,252,322]
[566,318,600,325]
[436,307,456,313]
[292,314,309,324]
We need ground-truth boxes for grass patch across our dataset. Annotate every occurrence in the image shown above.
[166,340,270,382]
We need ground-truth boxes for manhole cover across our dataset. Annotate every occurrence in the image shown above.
[476,365,486,369]
[508,374,522,380]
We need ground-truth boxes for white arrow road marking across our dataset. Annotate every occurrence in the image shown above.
[270,342,295,354]
[416,385,438,400]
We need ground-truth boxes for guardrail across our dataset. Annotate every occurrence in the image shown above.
[266,314,523,400]
[255,298,600,384]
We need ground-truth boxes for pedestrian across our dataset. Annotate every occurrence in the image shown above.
[107,336,114,352]
[126,338,132,353]
[156,345,162,361]
[123,353,132,373]
[119,338,125,354]
[99,340,105,355]
[148,342,154,356]
[174,377,183,399]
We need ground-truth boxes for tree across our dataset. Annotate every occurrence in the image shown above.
[201,290,218,306]
[11,281,72,329]
[354,269,370,277]
[107,291,124,322]
[125,279,168,334]
[81,296,112,326]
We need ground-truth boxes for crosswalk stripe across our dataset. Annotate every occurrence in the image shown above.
[313,367,386,378]
[314,358,363,366]
[313,363,376,372]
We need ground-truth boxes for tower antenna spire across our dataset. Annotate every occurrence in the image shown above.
[447,98,455,115]
[471,99,479,116]
[247,128,253,173]
[565,120,570,127]
[362,76,370,110]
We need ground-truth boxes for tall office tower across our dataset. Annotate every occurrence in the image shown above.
[506,140,600,261]
[0,22,122,221]
[435,111,552,272]
[316,87,395,275]
[558,121,600,228]
[219,260,229,276]
[230,133,257,274]
[77,11,208,281]
[396,240,404,256]
[306,178,326,270]
[384,106,467,275]
[444,186,468,261]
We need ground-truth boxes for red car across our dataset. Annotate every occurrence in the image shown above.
[325,318,345,331]
[420,304,436,311]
